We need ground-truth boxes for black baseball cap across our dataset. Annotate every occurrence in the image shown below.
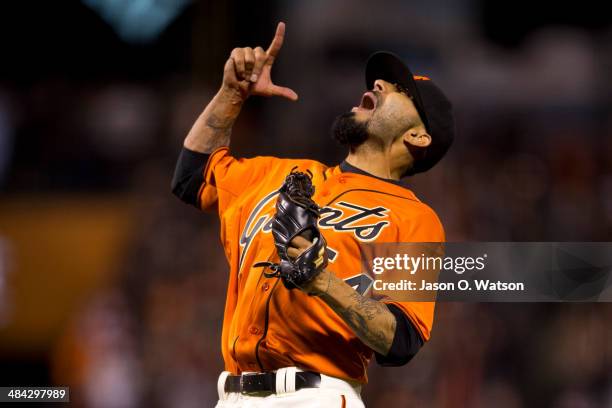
[365,51,455,175]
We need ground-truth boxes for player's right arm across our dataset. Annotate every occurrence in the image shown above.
[183,22,297,154]
[172,22,297,207]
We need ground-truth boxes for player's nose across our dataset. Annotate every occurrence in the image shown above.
[372,79,387,93]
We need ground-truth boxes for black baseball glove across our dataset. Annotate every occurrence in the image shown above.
[255,169,328,290]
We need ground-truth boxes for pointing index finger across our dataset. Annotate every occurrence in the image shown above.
[266,22,285,60]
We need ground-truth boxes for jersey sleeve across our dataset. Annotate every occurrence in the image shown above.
[197,146,287,213]
[385,204,445,342]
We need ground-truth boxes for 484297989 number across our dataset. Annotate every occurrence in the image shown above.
[1,387,69,402]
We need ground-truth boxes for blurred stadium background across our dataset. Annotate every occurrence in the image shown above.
[0,1,611,407]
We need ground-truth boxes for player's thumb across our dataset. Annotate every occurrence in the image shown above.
[270,84,298,101]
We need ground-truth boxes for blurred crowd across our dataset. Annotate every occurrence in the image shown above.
[1,0,612,407]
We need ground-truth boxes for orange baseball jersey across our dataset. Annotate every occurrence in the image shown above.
[198,146,444,384]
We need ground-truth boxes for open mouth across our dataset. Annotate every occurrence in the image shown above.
[352,91,377,113]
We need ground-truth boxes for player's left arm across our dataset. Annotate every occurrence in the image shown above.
[308,270,423,365]
[313,269,397,355]
[289,237,398,356]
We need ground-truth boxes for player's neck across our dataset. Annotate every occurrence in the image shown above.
[345,149,404,181]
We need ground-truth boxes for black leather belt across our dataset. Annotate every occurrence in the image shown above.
[224,371,321,394]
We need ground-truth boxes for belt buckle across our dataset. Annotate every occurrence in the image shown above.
[240,372,265,395]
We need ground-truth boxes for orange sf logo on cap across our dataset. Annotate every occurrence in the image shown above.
[413,75,430,81]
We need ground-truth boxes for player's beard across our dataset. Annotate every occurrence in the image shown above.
[330,112,369,149]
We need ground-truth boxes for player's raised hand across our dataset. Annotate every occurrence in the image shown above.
[222,22,298,102]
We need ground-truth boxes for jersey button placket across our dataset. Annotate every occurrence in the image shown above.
[262,282,270,291]
[249,326,260,335]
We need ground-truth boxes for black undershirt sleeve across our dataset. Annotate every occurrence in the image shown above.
[171,147,210,208]
[375,303,424,367]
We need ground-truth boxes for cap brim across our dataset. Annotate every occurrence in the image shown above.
[365,51,429,128]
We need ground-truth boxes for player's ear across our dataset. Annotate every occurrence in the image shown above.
[402,127,431,148]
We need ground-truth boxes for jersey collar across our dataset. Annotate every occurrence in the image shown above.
[339,160,411,189]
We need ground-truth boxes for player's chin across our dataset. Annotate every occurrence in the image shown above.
[330,112,370,147]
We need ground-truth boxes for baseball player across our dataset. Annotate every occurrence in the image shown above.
[172,22,454,407]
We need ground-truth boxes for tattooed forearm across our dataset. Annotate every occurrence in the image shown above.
[184,87,244,153]
[335,294,396,354]
[348,292,387,320]
[200,113,232,151]
[319,272,397,355]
